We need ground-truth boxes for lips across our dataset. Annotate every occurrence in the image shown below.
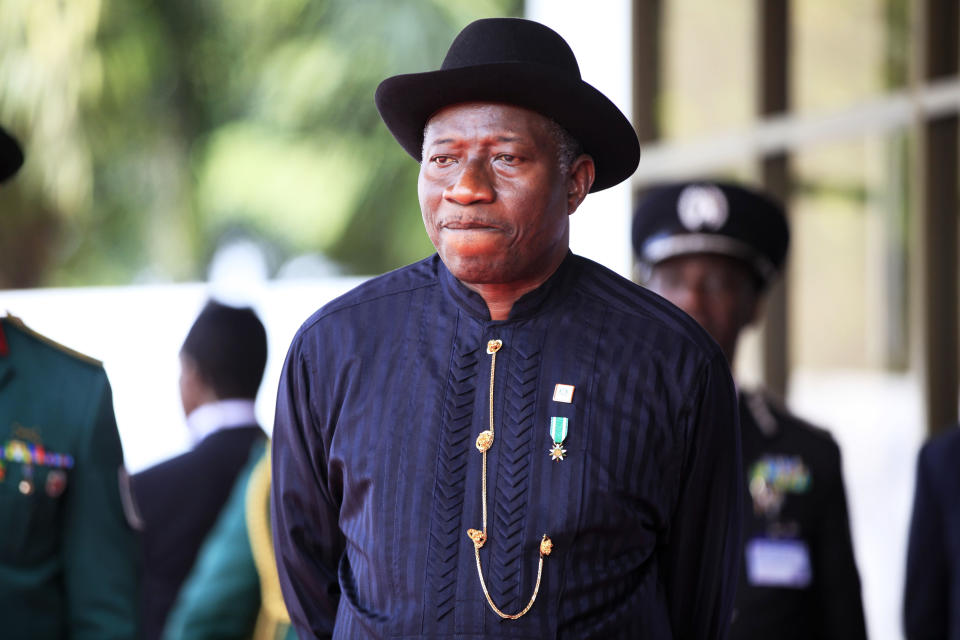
[440,220,501,231]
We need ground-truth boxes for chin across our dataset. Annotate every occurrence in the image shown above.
[442,254,511,285]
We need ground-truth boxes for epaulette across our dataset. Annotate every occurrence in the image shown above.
[3,313,103,367]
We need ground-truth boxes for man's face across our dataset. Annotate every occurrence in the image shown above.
[418,102,585,287]
[646,253,761,363]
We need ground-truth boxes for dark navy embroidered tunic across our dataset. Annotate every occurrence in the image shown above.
[272,253,742,639]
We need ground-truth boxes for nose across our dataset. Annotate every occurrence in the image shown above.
[669,283,708,323]
[444,158,494,205]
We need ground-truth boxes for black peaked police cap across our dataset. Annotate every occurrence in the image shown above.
[0,126,24,183]
[632,181,790,290]
[375,18,641,193]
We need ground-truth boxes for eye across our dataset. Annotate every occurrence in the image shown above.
[430,155,456,167]
[495,153,519,165]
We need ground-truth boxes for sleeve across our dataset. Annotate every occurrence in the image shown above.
[812,444,867,640]
[63,371,140,639]
[271,337,345,639]
[659,352,743,640]
[162,448,263,640]
[903,441,948,640]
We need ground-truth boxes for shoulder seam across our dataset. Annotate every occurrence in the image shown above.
[4,315,103,367]
[299,278,438,334]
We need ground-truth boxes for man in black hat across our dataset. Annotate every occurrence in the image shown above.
[0,125,141,637]
[272,18,742,639]
[133,300,268,640]
[633,181,867,639]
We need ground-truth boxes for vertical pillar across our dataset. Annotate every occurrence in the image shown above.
[917,0,959,435]
[757,0,791,397]
[632,0,662,145]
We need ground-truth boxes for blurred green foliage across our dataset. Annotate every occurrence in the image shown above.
[0,0,521,287]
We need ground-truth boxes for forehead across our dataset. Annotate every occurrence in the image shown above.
[423,102,553,143]
[653,253,755,280]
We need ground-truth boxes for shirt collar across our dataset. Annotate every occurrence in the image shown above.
[437,251,580,322]
[185,398,258,445]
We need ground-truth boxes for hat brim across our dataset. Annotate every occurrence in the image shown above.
[0,126,24,182]
[640,234,778,286]
[375,62,640,192]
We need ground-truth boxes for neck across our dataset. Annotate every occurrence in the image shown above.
[464,282,538,321]
[463,255,566,320]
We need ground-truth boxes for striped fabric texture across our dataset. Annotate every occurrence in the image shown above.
[272,252,743,639]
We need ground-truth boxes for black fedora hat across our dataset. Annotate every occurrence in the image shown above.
[375,18,640,192]
[0,125,23,183]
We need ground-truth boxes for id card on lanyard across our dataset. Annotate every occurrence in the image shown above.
[745,537,812,588]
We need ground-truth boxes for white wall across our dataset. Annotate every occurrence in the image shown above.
[526,0,634,277]
[1,277,363,473]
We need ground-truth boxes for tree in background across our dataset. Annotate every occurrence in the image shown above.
[0,0,520,288]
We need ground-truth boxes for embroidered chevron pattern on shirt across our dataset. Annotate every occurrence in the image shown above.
[427,342,479,623]
[490,343,541,611]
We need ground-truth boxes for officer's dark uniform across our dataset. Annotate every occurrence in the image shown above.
[633,182,868,640]
[0,315,140,638]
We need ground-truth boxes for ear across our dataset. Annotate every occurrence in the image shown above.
[180,353,217,402]
[566,154,595,215]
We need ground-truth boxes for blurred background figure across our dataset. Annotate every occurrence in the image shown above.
[903,426,960,639]
[132,300,268,640]
[1,2,957,637]
[0,126,23,182]
[633,181,867,639]
[0,125,140,638]
[164,442,297,640]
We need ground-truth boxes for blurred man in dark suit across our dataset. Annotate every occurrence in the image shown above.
[133,300,268,640]
[904,427,960,640]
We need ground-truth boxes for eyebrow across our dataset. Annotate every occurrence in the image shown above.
[425,134,526,147]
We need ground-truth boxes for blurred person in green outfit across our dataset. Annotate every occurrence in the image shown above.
[164,442,296,640]
[0,125,141,638]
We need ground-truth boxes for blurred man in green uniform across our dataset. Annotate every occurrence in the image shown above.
[0,125,140,638]
[163,442,297,640]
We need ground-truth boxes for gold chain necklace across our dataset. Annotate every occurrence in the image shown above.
[466,338,553,620]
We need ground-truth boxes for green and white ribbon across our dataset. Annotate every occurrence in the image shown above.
[549,417,568,444]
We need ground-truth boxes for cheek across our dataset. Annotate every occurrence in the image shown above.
[418,176,439,227]
[417,173,430,214]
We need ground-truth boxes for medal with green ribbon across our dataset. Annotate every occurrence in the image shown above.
[549,416,568,461]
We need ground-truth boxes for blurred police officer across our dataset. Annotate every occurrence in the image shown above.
[633,181,868,640]
[133,300,268,640]
[0,125,141,638]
